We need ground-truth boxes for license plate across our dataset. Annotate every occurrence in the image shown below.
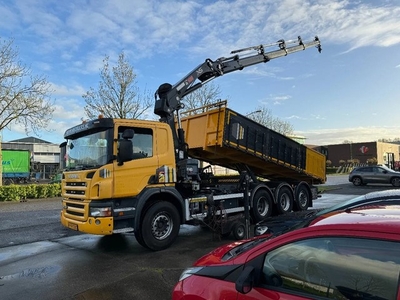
[68,223,78,231]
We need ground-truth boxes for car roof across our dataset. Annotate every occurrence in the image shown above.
[317,189,400,214]
[363,189,400,199]
[310,205,400,233]
[197,205,400,266]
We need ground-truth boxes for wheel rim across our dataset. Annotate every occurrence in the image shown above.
[236,226,245,239]
[393,178,400,187]
[256,196,270,217]
[298,190,308,208]
[151,212,173,240]
[279,193,291,211]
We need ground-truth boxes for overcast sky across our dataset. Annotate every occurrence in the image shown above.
[0,0,399,146]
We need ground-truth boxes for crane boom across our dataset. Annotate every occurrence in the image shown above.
[154,36,321,160]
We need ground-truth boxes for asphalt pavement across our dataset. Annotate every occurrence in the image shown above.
[0,174,397,300]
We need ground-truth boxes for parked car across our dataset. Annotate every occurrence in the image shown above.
[254,189,400,236]
[172,205,400,300]
[349,164,400,187]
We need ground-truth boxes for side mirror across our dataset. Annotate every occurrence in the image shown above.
[235,266,254,294]
[117,129,135,166]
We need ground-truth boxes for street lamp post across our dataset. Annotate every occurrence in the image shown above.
[245,110,262,118]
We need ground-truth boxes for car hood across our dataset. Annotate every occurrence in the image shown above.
[194,236,270,266]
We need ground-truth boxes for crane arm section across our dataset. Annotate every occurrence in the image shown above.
[154,36,321,160]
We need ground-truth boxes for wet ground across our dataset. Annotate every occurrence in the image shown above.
[0,175,398,300]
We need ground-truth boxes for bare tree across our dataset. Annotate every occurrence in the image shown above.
[83,52,152,119]
[181,82,222,111]
[0,37,54,135]
[246,106,294,136]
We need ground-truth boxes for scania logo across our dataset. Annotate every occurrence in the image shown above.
[68,174,79,179]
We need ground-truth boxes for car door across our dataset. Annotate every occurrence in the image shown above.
[373,167,390,184]
[238,233,400,300]
[357,167,374,183]
[113,124,159,198]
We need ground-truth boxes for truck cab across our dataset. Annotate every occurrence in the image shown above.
[61,117,179,237]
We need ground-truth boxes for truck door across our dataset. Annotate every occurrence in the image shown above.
[113,125,158,198]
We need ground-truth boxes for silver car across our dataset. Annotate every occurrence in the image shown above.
[348,165,400,187]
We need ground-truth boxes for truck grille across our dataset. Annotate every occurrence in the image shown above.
[64,181,86,198]
[64,200,87,221]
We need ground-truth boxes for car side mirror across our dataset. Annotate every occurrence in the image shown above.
[235,266,254,294]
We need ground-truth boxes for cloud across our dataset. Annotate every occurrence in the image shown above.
[4,1,400,74]
[51,83,86,97]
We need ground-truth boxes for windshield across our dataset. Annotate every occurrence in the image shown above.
[378,164,393,172]
[315,194,366,216]
[66,130,110,170]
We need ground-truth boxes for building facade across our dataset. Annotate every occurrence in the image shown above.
[315,141,400,169]
[1,137,61,180]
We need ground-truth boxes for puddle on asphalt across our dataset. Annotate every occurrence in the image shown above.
[0,241,58,263]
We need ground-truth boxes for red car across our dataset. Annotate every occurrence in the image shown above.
[172,205,400,300]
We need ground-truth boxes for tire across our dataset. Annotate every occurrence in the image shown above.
[276,186,293,214]
[251,190,273,222]
[140,201,180,251]
[352,177,362,186]
[232,222,246,240]
[391,177,400,187]
[293,185,310,211]
[134,227,149,249]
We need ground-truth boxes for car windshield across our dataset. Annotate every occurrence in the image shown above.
[270,195,370,234]
[65,131,109,170]
[315,194,366,216]
[378,164,393,172]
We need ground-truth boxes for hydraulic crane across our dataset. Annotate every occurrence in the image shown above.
[154,36,322,161]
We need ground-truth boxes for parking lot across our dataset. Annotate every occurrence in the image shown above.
[0,175,398,300]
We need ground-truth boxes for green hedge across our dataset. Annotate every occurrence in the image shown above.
[0,183,61,202]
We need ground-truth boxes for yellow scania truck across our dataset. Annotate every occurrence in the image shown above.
[60,36,325,250]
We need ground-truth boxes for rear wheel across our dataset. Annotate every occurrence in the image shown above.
[140,201,180,251]
[232,222,246,240]
[391,177,400,187]
[251,190,273,222]
[294,185,310,211]
[276,186,293,214]
[352,177,362,186]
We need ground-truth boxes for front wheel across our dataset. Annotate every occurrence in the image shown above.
[391,177,400,187]
[140,201,180,251]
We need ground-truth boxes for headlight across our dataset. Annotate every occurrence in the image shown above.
[90,207,112,217]
[178,267,204,281]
